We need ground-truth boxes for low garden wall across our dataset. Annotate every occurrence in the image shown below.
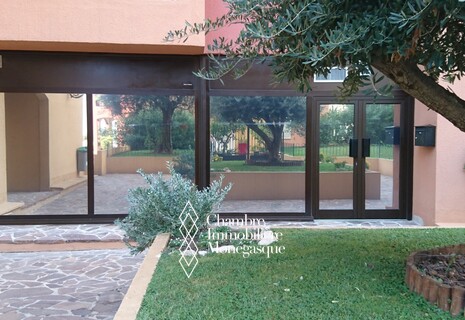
[212,171,381,200]
[336,157,394,177]
[406,244,465,317]
[94,151,173,175]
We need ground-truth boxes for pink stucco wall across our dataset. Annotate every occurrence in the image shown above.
[412,103,437,225]
[413,79,465,225]
[0,0,205,54]
[205,0,242,53]
[434,80,465,224]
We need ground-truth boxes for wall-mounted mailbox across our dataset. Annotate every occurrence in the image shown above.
[385,126,400,145]
[415,125,436,147]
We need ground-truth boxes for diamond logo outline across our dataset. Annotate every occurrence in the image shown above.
[178,200,199,278]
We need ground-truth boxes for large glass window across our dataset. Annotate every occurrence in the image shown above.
[0,93,195,216]
[210,96,306,213]
[93,94,195,215]
[3,93,88,215]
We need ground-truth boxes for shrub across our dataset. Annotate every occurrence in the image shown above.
[115,164,231,254]
[334,161,347,170]
[173,149,195,180]
[171,111,195,150]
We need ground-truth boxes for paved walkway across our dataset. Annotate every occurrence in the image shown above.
[0,224,124,244]
[0,224,144,320]
[262,219,421,228]
[0,249,144,320]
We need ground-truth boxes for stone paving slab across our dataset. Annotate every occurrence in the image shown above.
[0,249,144,320]
[262,219,421,228]
[0,224,124,244]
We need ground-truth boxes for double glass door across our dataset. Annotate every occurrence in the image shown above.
[314,101,405,219]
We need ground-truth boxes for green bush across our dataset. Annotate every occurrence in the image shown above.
[334,161,347,170]
[122,109,162,151]
[115,164,231,254]
[171,111,195,150]
[173,149,195,180]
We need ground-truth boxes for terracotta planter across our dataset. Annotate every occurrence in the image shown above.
[405,244,465,317]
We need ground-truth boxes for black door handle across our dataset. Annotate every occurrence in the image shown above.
[349,139,358,158]
[362,138,370,158]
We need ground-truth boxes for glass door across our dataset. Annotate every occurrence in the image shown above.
[315,101,405,219]
[364,103,401,216]
[318,104,355,214]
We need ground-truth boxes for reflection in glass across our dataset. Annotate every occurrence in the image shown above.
[365,104,400,210]
[318,104,354,210]
[4,93,88,215]
[93,95,195,214]
[210,96,306,213]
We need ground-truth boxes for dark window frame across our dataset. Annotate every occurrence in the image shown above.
[0,52,413,224]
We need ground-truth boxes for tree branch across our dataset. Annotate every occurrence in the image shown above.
[372,58,465,132]
[247,123,272,148]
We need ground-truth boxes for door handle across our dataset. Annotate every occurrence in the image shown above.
[349,138,358,158]
[362,138,370,158]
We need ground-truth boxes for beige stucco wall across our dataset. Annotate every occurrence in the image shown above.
[5,93,50,192]
[47,94,84,187]
[0,0,205,54]
[0,94,7,202]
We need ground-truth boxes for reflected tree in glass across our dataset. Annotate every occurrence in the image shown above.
[212,96,305,164]
[97,95,194,154]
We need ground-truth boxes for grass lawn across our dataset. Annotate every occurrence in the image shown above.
[138,229,465,320]
[112,150,172,157]
[211,160,305,172]
[210,161,344,172]
[284,144,394,160]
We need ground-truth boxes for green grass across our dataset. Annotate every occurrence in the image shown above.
[283,145,306,157]
[111,150,169,157]
[211,160,305,172]
[138,229,465,320]
[319,144,394,160]
[210,161,345,172]
[284,144,394,160]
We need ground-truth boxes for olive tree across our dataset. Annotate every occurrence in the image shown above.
[168,1,465,131]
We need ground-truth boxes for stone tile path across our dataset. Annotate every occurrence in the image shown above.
[0,249,144,320]
[0,224,124,244]
[262,219,421,228]
[0,224,143,320]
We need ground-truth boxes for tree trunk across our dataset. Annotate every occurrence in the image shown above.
[248,123,284,163]
[268,139,282,163]
[158,107,175,154]
[268,125,284,163]
[371,58,465,132]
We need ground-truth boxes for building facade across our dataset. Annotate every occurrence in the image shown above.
[0,0,464,225]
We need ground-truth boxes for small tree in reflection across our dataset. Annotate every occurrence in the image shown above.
[212,96,305,164]
[98,95,194,154]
